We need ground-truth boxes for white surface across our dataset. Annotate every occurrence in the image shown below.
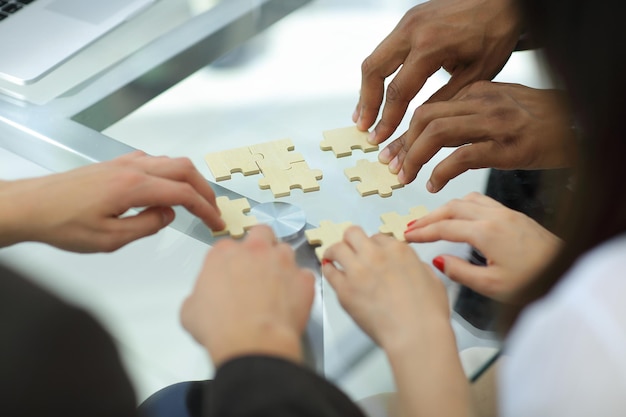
[0,0,550,405]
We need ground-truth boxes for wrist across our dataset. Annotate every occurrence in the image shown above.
[206,321,303,368]
[0,180,36,247]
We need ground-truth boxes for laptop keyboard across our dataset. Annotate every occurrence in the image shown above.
[0,0,36,21]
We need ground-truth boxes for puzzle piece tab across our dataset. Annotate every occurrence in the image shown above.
[211,196,258,239]
[258,161,323,198]
[344,159,404,197]
[305,220,353,261]
[379,206,429,241]
[321,126,379,157]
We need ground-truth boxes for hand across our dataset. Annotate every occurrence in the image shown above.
[180,225,315,366]
[379,82,577,191]
[405,192,563,302]
[355,0,522,144]
[0,151,225,252]
[322,226,449,350]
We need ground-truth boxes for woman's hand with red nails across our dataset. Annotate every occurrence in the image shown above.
[405,192,563,302]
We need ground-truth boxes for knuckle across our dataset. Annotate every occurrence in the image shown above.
[361,56,374,76]
[385,81,405,103]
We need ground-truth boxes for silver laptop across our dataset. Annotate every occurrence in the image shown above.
[0,0,157,85]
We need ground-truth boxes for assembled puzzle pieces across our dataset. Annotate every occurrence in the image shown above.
[320,126,379,157]
[211,196,258,239]
[305,220,353,261]
[258,161,323,198]
[205,138,321,198]
[379,206,429,241]
[344,159,404,197]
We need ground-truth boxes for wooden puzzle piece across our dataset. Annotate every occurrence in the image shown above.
[249,138,305,171]
[204,146,260,181]
[305,220,353,261]
[320,126,379,157]
[211,196,258,239]
[344,159,404,197]
[379,206,429,241]
[258,161,323,198]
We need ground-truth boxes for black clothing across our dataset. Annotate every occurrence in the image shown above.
[0,264,366,417]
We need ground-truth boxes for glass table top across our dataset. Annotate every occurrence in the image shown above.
[0,0,554,401]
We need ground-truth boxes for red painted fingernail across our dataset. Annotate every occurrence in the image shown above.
[406,219,418,228]
[321,259,331,266]
[432,256,445,273]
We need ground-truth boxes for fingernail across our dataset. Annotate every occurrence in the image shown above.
[378,147,392,163]
[426,180,436,193]
[397,168,407,184]
[432,256,445,273]
[352,107,359,123]
[368,129,377,145]
[322,258,331,266]
[406,219,418,228]
[388,156,400,173]
[162,209,175,225]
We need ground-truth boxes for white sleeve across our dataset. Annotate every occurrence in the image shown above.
[499,247,626,417]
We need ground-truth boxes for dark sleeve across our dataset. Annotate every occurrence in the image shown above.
[206,356,367,417]
[0,264,138,417]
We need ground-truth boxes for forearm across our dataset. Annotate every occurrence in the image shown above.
[383,317,474,417]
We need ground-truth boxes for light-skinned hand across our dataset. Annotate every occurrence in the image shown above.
[0,151,225,252]
[405,192,563,302]
[322,226,449,351]
[180,225,315,366]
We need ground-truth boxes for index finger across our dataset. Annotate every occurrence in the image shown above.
[370,49,446,144]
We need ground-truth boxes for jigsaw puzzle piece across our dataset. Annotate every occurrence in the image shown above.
[249,138,305,172]
[258,161,323,198]
[305,220,353,261]
[205,147,260,181]
[344,159,404,197]
[379,206,429,241]
[211,196,258,239]
[320,126,379,157]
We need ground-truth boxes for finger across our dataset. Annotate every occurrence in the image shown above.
[124,176,225,231]
[342,225,372,254]
[104,207,175,251]
[405,218,485,247]
[323,238,361,275]
[371,59,439,144]
[425,66,483,103]
[462,192,503,208]
[357,37,409,131]
[378,135,405,165]
[405,197,488,231]
[399,113,490,185]
[139,157,221,215]
[322,258,347,295]
[389,100,475,179]
[370,232,400,247]
[245,224,278,246]
[427,139,506,193]
[435,255,501,299]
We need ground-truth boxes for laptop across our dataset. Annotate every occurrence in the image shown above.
[0,0,157,85]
